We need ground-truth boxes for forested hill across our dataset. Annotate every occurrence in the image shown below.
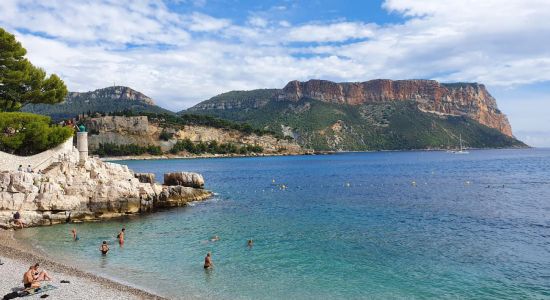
[23,86,173,120]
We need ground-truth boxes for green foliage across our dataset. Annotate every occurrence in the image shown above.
[185,94,526,151]
[93,143,162,156]
[159,130,173,141]
[0,28,67,112]
[170,138,263,155]
[23,87,173,120]
[0,112,73,155]
[109,110,280,138]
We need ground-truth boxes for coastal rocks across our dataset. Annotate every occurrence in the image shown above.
[164,172,205,188]
[0,152,211,229]
[280,79,513,137]
[135,173,155,184]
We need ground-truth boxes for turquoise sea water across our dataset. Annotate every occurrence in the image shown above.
[15,150,550,299]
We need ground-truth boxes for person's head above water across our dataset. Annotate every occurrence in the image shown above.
[102,241,107,244]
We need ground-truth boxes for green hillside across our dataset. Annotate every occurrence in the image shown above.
[23,86,173,120]
[184,99,526,151]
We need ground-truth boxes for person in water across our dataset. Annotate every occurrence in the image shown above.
[210,235,220,242]
[23,263,51,289]
[247,239,254,248]
[100,241,109,255]
[117,227,125,245]
[204,252,213,269]
[71,228,79,241]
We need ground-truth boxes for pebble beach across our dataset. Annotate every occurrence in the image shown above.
[0,230,166,300]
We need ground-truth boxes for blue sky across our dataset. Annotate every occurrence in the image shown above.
[0,0,549,146]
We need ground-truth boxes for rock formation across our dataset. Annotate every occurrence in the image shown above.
[84,116,304,154]
[164,172,205,188]
[0,146,211,229]
[280,79,513,136]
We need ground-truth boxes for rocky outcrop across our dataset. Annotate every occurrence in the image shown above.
[164,172,205,188]
[84,116,304,154]
[0,148,211,229]
[280,79,513,136]
[68,86,155,106]
[135,173,155,184]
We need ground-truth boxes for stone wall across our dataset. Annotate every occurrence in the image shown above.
[0,138,75,172]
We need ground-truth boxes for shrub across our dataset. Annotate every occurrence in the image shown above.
[170,138,264,155]
[0,112,73,155]
[94,143,162,156]
[159,130,173,141]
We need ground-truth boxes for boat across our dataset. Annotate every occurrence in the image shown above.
[452,134,469,154]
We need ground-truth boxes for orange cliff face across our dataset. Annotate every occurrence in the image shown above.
[280,79,514,137]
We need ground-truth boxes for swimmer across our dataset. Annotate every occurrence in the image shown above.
[204,252,213,269]
[100,241,109,255]
[210,235,220,242]
[247,239,254,248]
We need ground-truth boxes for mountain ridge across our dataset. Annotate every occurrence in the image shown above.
[184,79,525,151]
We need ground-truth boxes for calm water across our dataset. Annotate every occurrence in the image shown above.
[16,150,550,299]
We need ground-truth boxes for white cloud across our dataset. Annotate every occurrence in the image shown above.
[0,0,549,138]
[286,22,376,42]
[188,13,230,32]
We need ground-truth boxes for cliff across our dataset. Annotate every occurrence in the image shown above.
[84,115,304,155]
[186,79,525,151]
[280,80,512,136]
[0,146,211,229]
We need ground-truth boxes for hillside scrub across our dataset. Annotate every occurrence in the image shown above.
[0,112,73,155]
[170,138,263,155]
[93,143,162,156]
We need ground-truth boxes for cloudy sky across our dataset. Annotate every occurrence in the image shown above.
[1,0,549,146]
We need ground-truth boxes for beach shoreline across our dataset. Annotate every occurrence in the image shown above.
[0,229,168,300]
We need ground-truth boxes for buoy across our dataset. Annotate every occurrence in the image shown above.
[272,179,275,183]
[411,181,417,186]
[345,183,351,187]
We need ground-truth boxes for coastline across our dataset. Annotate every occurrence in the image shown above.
[100,145,531,161]
[0,230,168,300]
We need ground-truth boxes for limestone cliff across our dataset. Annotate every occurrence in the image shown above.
[0,147,211,229]
[280,80,513,136]
[84,115,304,155]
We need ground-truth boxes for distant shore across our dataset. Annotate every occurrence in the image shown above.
[100,146,531,161]
[0,230,166,300]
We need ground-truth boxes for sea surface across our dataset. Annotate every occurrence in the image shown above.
[16,149,550,299]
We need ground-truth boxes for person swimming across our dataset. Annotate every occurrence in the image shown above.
[210,235,220,242]
[100,241,109,255]
[204,252,213,269]
[247,239,254,248]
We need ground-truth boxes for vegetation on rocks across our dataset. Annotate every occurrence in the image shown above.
[93,143,162,156]
[170,138,263,155]
[0,112,73,155]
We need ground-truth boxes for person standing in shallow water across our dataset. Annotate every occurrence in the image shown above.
[100,241,109,255]
[204,252,213,269]
[117,227,125,246]
[71,228,79,241]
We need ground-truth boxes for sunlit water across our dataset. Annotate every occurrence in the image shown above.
[16,150,550,299]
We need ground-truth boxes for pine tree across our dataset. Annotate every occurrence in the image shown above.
[0,27,67,112]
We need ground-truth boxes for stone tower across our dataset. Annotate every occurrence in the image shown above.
[76,131,88,165]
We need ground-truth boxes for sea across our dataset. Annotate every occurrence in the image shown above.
[15,149,550,299]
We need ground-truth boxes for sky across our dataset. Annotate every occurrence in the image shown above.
[0,0,549,146]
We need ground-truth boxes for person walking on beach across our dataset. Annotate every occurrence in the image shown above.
[100,241,109,255]
[204,252,213,269]
[117,227,125,246]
